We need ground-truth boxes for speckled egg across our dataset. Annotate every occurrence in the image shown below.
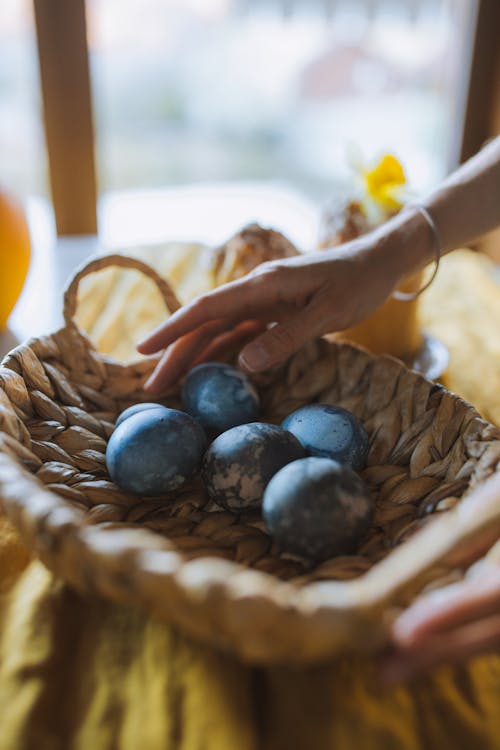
[202,422,306,511]
[263,457,373,560]
[106,407,207,496]
[282,403,369,470]
[115,402,169,429]
[182,362,260,436]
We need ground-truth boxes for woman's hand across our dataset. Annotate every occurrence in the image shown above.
[380,564,500,684]
[137,135,500,394]
[380,471,500,684]
[137,234,404,394]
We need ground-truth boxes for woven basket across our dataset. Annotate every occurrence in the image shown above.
[1,254,500,665]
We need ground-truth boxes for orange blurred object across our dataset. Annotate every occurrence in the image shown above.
[0,190,31,330]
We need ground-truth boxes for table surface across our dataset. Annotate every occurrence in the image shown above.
[1,193,500,750]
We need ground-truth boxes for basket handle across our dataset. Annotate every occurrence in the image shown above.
[63,253,182,333]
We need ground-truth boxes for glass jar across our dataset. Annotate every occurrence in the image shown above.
[319,195,423,358]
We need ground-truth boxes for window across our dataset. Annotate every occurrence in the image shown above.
[1,0,489,246]
[0,0,47,197]
[87,0,476,201]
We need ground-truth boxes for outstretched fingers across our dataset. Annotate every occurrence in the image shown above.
[144,319,232,393]
[378,566,500,684]
[391,568,500,647]
[380,612,500,684]
[137,274,278,355]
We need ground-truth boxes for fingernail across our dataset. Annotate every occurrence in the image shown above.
[239,344,270,372]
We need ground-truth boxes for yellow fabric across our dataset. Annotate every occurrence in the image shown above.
[1,249,500,749]
[420,250,500,427]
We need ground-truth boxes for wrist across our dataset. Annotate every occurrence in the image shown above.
[373,206,437,286]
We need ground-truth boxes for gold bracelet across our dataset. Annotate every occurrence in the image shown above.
[391,204,442,302]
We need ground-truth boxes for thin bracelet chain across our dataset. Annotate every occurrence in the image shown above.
[391,205,442,302]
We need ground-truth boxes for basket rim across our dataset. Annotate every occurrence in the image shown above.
[2,329,500,663]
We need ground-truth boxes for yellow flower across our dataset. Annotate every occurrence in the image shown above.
[363,154,406,212]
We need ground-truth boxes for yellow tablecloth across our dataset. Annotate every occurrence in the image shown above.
[1,250,500,750]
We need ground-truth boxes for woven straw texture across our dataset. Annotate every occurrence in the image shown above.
[1,254,500,665]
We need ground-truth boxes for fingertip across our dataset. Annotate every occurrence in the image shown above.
[238,343,271,373]
[137,316,181,354]
[392,607,444,648]
[142,375,162,395]
[136,332,162,354]
[391,587,465,646]
[391,606,432,645]
[136,341,153,355]
[143,360,172,395]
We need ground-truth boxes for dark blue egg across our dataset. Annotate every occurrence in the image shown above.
[263,457,373,560]
[202,422,306,511]
[115,402,169,429]
[282,403,369,470]
[106,407,207,496]
[182,362,260,436]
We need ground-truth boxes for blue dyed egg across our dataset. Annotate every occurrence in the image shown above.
[106,407,207,496]
[282,403,369,470]
[263,457,373,560]
[202,422,306,511]
[182,362,259,436]
[115,402,168,429]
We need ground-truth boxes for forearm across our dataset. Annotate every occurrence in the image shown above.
[374,136,500,283]
[426,136,500,251]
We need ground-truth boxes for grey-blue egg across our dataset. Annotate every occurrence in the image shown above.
[182,362,260,436]
[115,402,169,429]
[263,457,373,560]
[202,422,306,511]
[106,407,207,496]
[282,403,369,471]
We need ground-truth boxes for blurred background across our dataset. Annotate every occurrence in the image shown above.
[0,0,499,252]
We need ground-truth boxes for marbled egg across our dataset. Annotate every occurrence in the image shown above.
[202,422,306,511]
[115,402,168,429]
[263,457,373,560]
[282,403,369,470]
[106,407,207,496]
[182,362,260,436]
